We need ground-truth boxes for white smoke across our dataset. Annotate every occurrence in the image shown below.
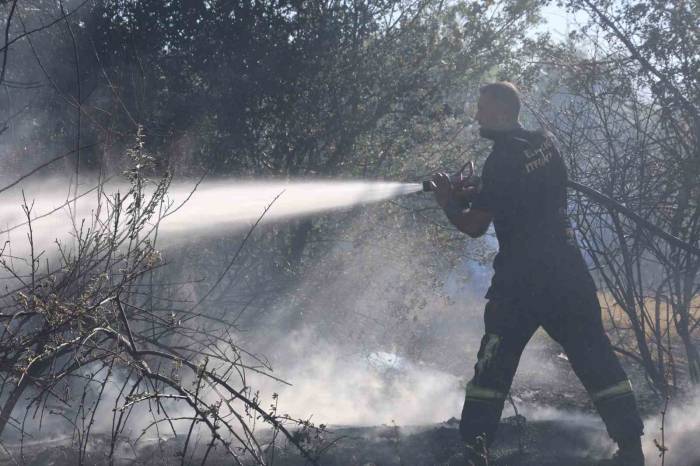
[248,329,465,426]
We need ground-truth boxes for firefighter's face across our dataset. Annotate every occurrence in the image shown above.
[474,92,513,130]
[474,92,500,129]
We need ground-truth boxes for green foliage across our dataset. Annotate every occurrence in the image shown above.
[58,0,541,177]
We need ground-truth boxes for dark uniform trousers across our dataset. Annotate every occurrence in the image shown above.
[459,284,645,446]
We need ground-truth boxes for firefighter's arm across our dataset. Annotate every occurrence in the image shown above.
[432,172,492,237]
[447,208,492,238]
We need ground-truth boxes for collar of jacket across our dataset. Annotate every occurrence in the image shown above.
[479,123,524,141]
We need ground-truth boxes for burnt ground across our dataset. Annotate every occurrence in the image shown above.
[1,384,671,465]
[0,333,679,465]
[1,412,684,466]
[0,381,674,465]
[252,416,614,466]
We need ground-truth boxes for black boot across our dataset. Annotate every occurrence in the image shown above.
[598,436,645,466]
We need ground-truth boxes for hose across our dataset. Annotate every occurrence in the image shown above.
[567,180,700,257]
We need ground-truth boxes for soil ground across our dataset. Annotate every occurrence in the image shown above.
[2,412,684,466]
[0,328,676,465]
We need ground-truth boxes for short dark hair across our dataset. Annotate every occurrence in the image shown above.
[479,81,521,119]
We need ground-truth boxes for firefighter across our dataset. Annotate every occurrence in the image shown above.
[432,82,645,466]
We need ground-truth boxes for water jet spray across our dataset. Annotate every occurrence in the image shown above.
[6,172,699,257]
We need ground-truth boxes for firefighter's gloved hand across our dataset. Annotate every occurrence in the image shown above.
[432,172,453,209]
[453,176,481,207]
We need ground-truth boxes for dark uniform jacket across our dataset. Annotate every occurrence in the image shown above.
[471,125,595,300]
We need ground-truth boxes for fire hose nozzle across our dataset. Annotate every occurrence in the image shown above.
[422,160,476,193]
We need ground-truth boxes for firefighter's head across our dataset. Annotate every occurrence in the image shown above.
[474,81,521,131]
